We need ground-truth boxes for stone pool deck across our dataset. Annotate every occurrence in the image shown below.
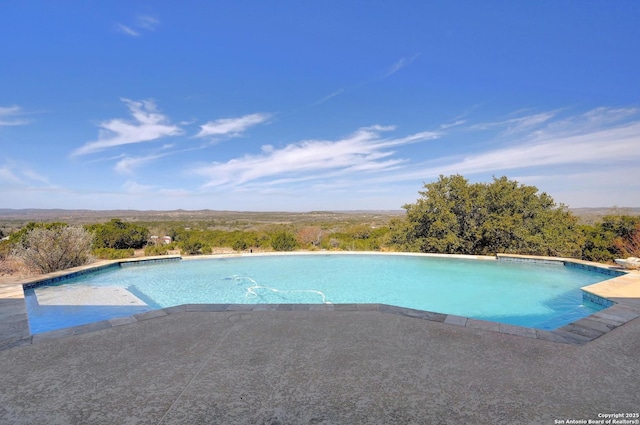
[0,254,639,423]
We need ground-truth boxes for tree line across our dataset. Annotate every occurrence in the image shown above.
[388,175,639,262]
[1,175,638,274]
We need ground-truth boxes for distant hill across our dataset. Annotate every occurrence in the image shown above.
[570,207,640,216]
[569,207,640,225]
[0,209,405,230]
[0,208,404,219]
[0,207,636,227]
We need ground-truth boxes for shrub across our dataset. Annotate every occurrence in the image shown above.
[181,239,204,255]
[86,219,150,250]
[614,223,640,258]
[581,215,640,262]
[271,231,298,251]
[233,239,248,251]
[144,245,169,256]
[296,226,323,247]
[92,248,135,260]
[0,240,12,274]
[9,222,69,248]
[13,226,94,273]
[0,240,11,261]
[346,224,372,239]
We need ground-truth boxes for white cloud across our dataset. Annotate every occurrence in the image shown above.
[0,165,21,183]
[470,111,557,134]
[308,55,420,109]
[196,113,270,138]
[21,169,52,186]
[116,24,140,37]
[123,180,155,193]
[72,99,182,157]
[440,119,466,129]
[137,16,159,31]
[451,122,640,173]
[383,54,420,78]
[539,107,638,138]
[0,105,29,126]
[391,107,640,182]
[0,162,57,190]
[116,15,159,37]
[194,125,441,188]
[584,107,638,125]
[314,89,344,105]
[114,154,163,175]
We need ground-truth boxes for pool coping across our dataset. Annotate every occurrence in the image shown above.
[2,252,640,350]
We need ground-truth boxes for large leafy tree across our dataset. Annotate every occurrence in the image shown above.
[394,175,583,257]
[86,219,150,250]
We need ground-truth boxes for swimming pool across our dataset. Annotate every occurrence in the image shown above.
[23,254,619,334]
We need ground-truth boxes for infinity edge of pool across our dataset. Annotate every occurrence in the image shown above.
[2,252,640,350]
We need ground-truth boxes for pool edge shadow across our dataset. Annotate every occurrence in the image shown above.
[4,300,637,350]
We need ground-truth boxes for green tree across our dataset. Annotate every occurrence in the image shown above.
[400,175,483,254]
[0,240,11,261]
[233,239,248,251]
[271,231,298,251]
[581,215,640,262]
[394,175,583,257]
[9,222,69,248]
[346,224,372,240]
[86,219,150,250]
[180,237,204,255]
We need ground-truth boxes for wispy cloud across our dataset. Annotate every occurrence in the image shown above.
[382,54,420,78]
[114,153,164,175]
[115,15,159,37]
[314,89,344,106]
[0,161,56,189]
[196,113,271,139]
[0,165,21,184]
[137,16,159,31]
[71,99,182,157]
[116,24,140,37]
[194,125,441,188]
[451,124,639,174]
[583,107,638,126]
[282,54,421,116]
[309,54,421,109]
[470,111,557,134]
[396,107,640,181]
[440,119,466,130]
[123,180,155,193]
[0,105,30,126]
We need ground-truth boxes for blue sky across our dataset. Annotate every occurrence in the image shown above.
[1,1,639,211]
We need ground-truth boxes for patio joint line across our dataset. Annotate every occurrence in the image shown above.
[155,320,239,425]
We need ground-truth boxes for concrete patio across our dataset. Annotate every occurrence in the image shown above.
[1,306,639,424]
[1,254,640,424]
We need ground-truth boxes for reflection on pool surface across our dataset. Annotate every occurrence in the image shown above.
[24,254,616,334]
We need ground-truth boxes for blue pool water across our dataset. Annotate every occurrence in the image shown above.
[24,254,615,334]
